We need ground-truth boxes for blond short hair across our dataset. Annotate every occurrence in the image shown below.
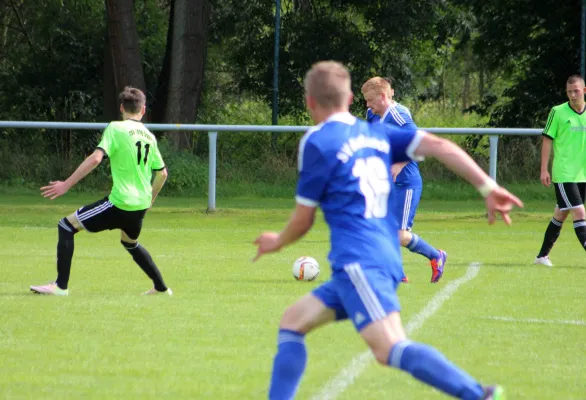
[361,77,392,97]
[303,61,351,108]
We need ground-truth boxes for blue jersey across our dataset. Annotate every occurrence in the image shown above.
[366,104,422,188]
[296,112,423,272]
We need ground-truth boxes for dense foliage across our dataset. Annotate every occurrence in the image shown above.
[0,0,583,192]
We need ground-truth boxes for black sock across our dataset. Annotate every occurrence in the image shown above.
[122,241,168,291]
[573,219,586,251]
[55,219,78,290]
[537,218,562,258]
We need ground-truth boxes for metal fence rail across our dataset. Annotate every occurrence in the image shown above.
[0,121,542,210]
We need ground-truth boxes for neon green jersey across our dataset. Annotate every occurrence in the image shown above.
[543,102,586,183]
[97,120,165,211]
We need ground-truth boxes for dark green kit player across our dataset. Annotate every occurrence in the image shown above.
[536,75,586,266]
[30,87,172,296]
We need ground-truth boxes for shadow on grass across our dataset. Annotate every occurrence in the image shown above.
[208,278,318,285]
[0,292,45,297]
[480,262,586,270]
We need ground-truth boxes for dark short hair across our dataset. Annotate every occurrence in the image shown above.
[567,75,585,85]
[119,86,146,114]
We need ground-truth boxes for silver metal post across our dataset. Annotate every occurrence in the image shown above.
[272,0,281,125]
[580,0,586,76]
[489,135,499,182]
[208,132,218,211]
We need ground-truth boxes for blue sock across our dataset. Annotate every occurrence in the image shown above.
[269,329,307,400]
[388,341,484,400]
[406,233,440,260]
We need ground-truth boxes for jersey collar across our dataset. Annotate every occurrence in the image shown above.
[567,101,586,115]
[325,112,356,125]
[380,102,398,123]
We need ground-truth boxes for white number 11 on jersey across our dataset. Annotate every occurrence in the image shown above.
[352,156,391,218]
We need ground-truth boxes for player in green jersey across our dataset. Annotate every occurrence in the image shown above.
[30,87,172,296]
[535,75,586,266]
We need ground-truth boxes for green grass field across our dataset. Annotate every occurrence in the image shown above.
[1,193,584,399]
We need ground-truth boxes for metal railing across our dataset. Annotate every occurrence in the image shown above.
[0,121,542,210]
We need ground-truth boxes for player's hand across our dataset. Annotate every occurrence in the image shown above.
[391,164,402,182]
[484,187,524,225]
[540,170,551,187]
[40,181,71,200]
[253,232,281,262]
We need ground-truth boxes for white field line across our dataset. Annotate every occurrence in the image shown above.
[483,316,585,326]
[310,262,481,400]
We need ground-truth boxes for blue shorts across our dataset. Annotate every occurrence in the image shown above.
[392,186,422,231]
[312,264,401,331]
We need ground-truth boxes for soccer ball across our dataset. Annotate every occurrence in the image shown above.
[292,256,320,281]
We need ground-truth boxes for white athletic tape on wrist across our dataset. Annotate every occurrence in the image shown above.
[477,179,498,198]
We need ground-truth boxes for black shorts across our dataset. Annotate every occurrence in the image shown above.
[74,197,147,240]
[554,182,586,210]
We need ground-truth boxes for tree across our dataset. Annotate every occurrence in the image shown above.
[211,0,464,116]
[0,0,211,154]
[454,0,581,127]
[151,0,211,150]
[104,0,147,121]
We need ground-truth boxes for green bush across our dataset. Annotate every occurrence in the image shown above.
[159,140,208,194]
[0,98,541,197]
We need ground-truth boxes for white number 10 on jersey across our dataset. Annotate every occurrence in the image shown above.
[352,156,391,218]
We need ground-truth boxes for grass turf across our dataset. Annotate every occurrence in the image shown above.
[0,193,584,399]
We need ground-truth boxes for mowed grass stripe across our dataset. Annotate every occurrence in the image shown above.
[0,196,584,399]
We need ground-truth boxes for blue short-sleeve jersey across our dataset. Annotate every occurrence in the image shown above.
[367,104,422,188]
[296,112,424,271]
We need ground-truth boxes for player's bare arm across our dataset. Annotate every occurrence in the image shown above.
[253,204,316,261]
[540,136,553,187]
[41,149,104,200]
[150,167,168,207]
[414,133,524,224]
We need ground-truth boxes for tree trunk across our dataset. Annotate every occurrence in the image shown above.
[103,33,119,121]
[153,0,210,151]
[462,42,472,110]
[478,64,485,100]
[151,0,174,125]
[440,52,447,108]
[1,7,12,48]
[104,0,147,120]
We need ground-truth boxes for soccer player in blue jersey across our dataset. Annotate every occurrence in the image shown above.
[253,61,522,400]
[362,76,446,283]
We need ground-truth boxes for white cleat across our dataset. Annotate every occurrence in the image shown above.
[143,287,173,296]
[534,256,553,267]
[30,282,69,296]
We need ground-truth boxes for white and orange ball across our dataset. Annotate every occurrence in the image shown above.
[292,256,320,281]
